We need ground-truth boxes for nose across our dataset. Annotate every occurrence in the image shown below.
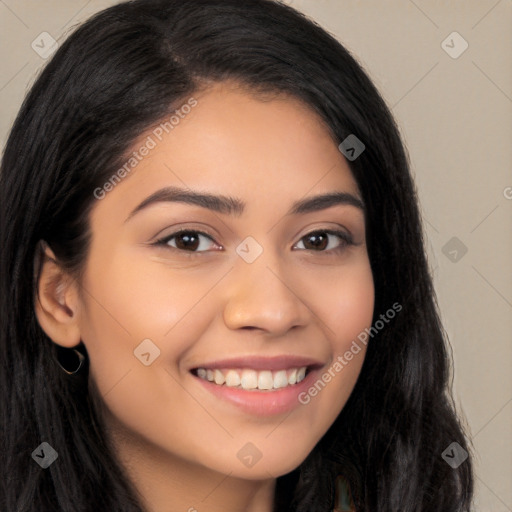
[222,251,311,335]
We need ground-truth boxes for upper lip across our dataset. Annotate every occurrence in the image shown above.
[190,355,325,372]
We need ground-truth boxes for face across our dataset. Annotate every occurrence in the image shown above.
[47,82,374,481]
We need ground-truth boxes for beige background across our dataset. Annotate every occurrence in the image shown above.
[1,1,511,510]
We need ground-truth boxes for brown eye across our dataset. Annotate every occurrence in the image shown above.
[294,230,353,253]
[155,230,218,252]
[303,232,329,250]
[174,232,200,251]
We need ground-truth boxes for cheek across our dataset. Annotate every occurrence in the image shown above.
[300,259,374,413]
[78,250,229,408]
[80,249,217,345]
[78,255,218,464]
[333,271,375,350]
[307,257,375,346]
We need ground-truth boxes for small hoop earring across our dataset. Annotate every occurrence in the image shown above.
[57,348,86,375]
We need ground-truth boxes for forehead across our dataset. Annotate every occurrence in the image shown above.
[90,82,360,224]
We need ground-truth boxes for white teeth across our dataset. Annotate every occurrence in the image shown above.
[240,369,258,390]
[195,366,310,390]
[273,370,288,389]
[225,369,241,387]
[258,370,273,390]
[214,369,225,385]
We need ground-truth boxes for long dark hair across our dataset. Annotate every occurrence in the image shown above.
[0,0,473,510]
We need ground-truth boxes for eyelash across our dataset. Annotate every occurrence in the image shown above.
[153,228,354,256]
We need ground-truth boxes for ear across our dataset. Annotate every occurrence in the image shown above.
[34,240,82,348]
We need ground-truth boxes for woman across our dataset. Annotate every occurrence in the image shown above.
[0,0,474,510]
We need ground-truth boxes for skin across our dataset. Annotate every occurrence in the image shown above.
[35,81,374,512]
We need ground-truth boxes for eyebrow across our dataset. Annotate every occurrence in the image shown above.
[124,185,364,223]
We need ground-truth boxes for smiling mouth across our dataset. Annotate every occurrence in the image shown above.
[190,366,312,391]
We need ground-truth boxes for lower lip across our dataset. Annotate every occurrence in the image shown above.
[191,368,321,416]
